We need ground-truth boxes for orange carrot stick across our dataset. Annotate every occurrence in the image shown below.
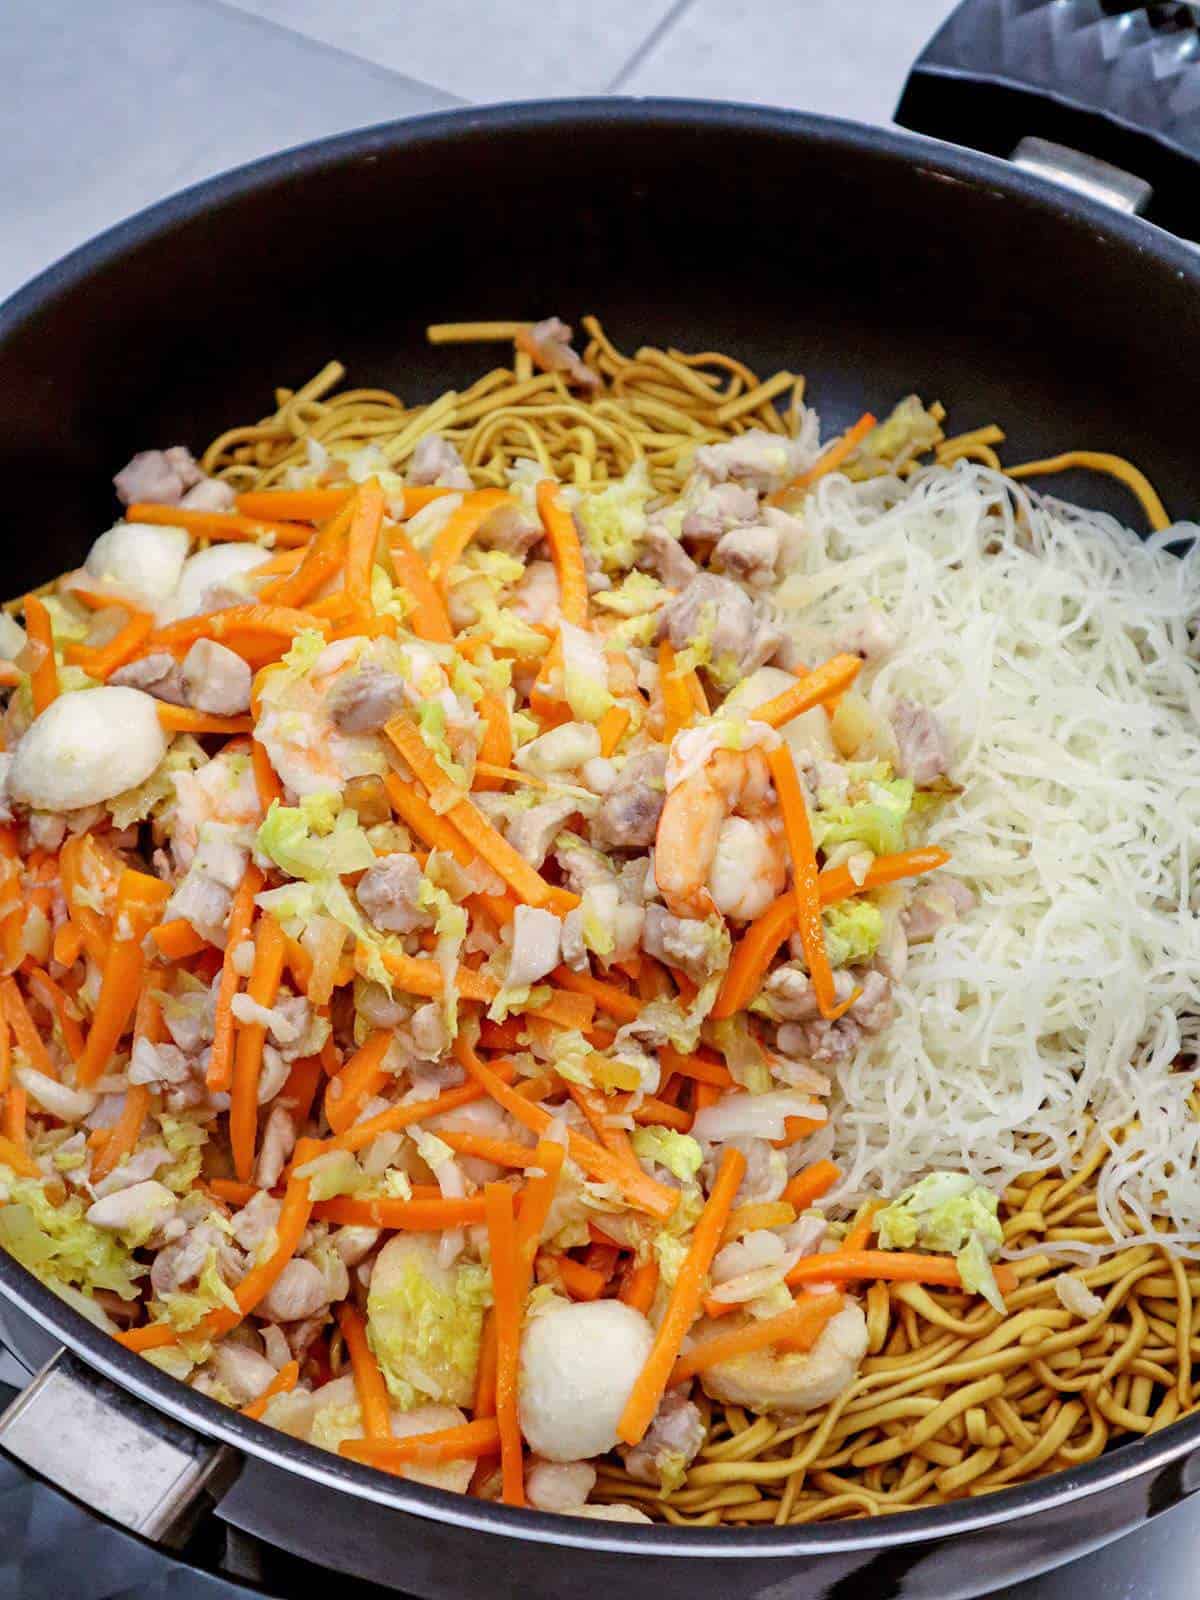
[658,639,693,743]
[0,1128,39,1178]
[240,1360,300,1420]
[365,945,591,1032]
[237,489,352,522]
[782,1159,842,1212]
[324,1030,394,1135]
[535,480,589,627]
[77,870,171,1086]
[383,773,514,928]
[125,503,312,547]
[207,863,263,1093]
[344,479,386,620]
[513,1137,566,1292]
[23,595,58,715]
[230,915,287,1181]
[784,1248,1017,1296]
[617,1146,747,1445]
[340,1418,501,1471]
[620,1259,659,1315]
[0,980,57,1080]
[552,1256,607,1301]
[769,412,876,503]
[337,1301,393,1440]
[388,529,454,643]
[67,608,154,681]
[323,1064,516,1155]
[427,490,513,589]
[150,918,209,961]
[25,968,85,1061]
[484,1181,525,1506]
[672,1291,843,1384]
[597,703,631,759]
[437,1129,543,1169]
[842,1202,881,1253]
[816,847,952,907]
[90,1084,151,1184]
[311,1195,488,1230]
[750,655,863,730]
[550,965,639,1022]
[474,1313,499,1420]
[767,745,848,1023]
[157,705,253,736]
[473,693,513,790]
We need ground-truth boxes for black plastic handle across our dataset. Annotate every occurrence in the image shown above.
[895,1,1200,237]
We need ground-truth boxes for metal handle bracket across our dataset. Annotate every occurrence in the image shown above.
[0,1347,235,1546]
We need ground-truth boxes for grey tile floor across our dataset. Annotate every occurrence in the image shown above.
[0,0,958,302]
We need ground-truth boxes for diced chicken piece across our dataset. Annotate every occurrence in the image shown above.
[518,318,600,391]
[890,699,950,785]
[86,1179,177,1235]
[164,868,232,950]
[639,522,698,589]
[681,481,759,540]
[590,747,667,849]
[162,981,217,1055]
[150,1219,237,1297]
[254,1105,297,1192]
[327,663,409,734]
[506,797,579,869]
[552,837,616,894]
[848,970,893,1033]
[109,651,189,705]
[762,964,854,1022]
[478,502,542,557]
[113,446,203,507]
[410,1002,449,1061]
[837,606,896,663]
[506,906,563,989]
[205,1344,280,1406]
[356,853,430,935]
[90,1144,171,1198]
[258,1257,333,1323]
[179,478,237,512]
[331,1225,381,1268]
[641,905,721,983]
[659,572,783,680]
[904,877,974,943]
[776,1014,862,1065]
[693,429,805,495]
[713,522,780,588]
[408,434,473,490]
[509,560,560,626]
[622,1389,705,1487]
[526,1458,599,1514]
[230,1190,282,1255]
[180,639,252,716]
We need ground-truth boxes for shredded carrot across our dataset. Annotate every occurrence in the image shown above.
[721,1200,797,1244]
[535,480,589,627]
[150,918,209,961]
[816,846,952,907]
[658,1045,732,1089]
[685,669,709,718]
[484,1181,525,1506]
[313,1195,488,1230]
[52,920,82,969]
[620,1259,659,1315]
[77,870,170,1086]
[157,704,253,736]
[25,968,84,1061]
[280,1054,323,1124]
[248,743,283,815]
[240,1360,300,1421]
[340,1418,501,1471]
[769,412,877,503]
[0,979,57,1081]
[673,1291,843,1384]
[437,1129,543,1169]
[750,654,863,730]
[0,1013,10,1095]
[237,488,352,522]
[632,1095,693,1133]
[337,1301,392,1440]
[90,1084,151,1184]
[343,478,386,623]
[767,745,847,1023]
[324,1063,516,1154]
[473,693,514,789]
[207,864,263,1093]
[618,1146,747,1445]
[771,1114,826,1149]
[0,1128,39,1178]
[383,773,514,928]
[3,1083,26,1152]
[551,965,639,1022]
[150,603,326,655]
[474,1312,499,1419]
[457,1038,678,1220]
[230,914,287,1181]
[325,1030,395,1135]
[260,503,351,608]
[67,608,154,681]
[0,663,21,689]
[207,1178,260,1206]
[842,1201,882,1253]
[552,1256,607,1301]
[385,717,577,914]
[658,639,693,743]
[125,502,312,547]
[597,703,631,759]
[567,1082,638,1165]
[427,490,514,588]
[513,1137,566,1291]
[388,529,454,643]
[785,1249,1017,1297]
[23,595,58,716]
[782,1159,842,1213]
[365,945,592,1032]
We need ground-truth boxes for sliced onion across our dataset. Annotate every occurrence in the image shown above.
[693,1090,827,1145]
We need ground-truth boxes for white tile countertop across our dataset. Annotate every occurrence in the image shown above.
[2,2,1200,1596]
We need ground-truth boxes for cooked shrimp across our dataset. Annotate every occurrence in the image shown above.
[654,746,778,919]
[697,1302,868,1415]
[171,744,263,869]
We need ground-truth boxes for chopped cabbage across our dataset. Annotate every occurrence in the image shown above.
[367,1248,491,1410]
[822,901,883,968]
[575,461,653,574]
[813,774,913,857]
[295,1148,367,1201]
[631,1127,703,1184]
[0,1175,145,1300]
[877,1172,1005,1311]
[417,701,469,789]
[107,736,205,830]
[256,798,375,881]
[559,620,613,724]
[592,571,665,618]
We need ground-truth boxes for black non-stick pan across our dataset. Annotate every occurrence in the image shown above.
[0,63,1198,1600]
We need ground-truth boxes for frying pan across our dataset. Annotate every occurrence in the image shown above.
[0,75,1198,1600]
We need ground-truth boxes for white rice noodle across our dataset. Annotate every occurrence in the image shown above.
[780,462,1200,1254]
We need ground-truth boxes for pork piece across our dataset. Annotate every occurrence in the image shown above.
[180,639,252,716]
[180,479,236,512]
[681,481,759,541]
[890,699,950,785]
[519,318,600,391]
[639,523,698,588]
[642,905,721,983]
[478,501,542,556]
[109,652,188,705]
[113,446,203,507]
[355,853,429,935]
[622,1390,705,1487]
[693,429,804,495]
[713,522,779,588]
[659,573,783,680]
[904,877,974,942]
[254,1105,296,1191]
[505,797,579,869]
[327,662,409,734]
[408,434,473,490]
[506,906,563,988]
[589,747,666,849]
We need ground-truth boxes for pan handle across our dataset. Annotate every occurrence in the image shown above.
[0,1345,237,1546]
[894,0,1200,237]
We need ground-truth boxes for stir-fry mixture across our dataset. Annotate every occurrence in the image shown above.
[0,317,1194,1526]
